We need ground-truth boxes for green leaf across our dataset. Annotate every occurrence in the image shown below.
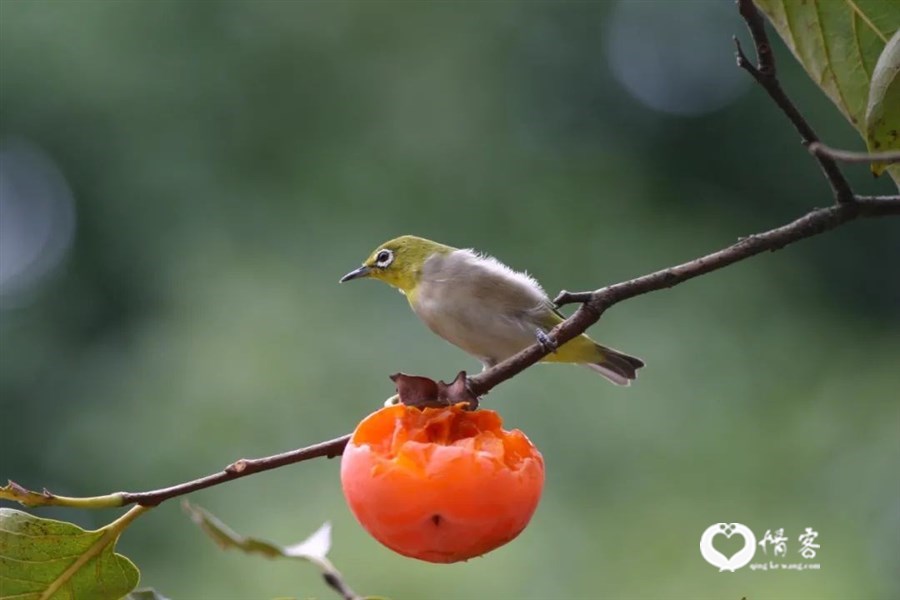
[0,508,139,600]
[865,30,900,183]
[754,0,900,133]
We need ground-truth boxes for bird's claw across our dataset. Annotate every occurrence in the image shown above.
[535,328,557,353]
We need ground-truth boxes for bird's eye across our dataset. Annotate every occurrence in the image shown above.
[375,249,394,267]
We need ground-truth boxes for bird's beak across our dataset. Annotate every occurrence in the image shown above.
[340,265,372,283]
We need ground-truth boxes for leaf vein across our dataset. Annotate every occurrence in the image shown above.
[851,10,873,85]
[843,0,889,43]
[1,554,83,564]
[0,592,43,600]
[780,0,799,52]
[811,0,851,114]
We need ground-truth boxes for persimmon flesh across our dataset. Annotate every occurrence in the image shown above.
[341,403,545,563]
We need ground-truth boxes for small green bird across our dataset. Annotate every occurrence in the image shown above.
[340,235,644,385]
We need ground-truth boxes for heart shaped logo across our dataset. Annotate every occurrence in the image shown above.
[700,523,757,571]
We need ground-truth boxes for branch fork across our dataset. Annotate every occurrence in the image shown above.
[734,0,855,204]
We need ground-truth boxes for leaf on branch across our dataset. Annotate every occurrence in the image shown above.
[0,508,139,600]
[754,1,899,160]
[183,502,366,599]
[183,500,330,564]
[865,30,900,184]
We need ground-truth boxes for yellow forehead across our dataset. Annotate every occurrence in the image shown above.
[362,236,448,265]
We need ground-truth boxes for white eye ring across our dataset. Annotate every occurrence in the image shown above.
[375,249,394,268]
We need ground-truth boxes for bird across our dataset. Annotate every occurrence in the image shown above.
[340,235,644,385]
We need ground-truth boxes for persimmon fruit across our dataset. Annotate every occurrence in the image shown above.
[340,403,545,563]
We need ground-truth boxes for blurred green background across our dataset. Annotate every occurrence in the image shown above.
[1,1,898,599]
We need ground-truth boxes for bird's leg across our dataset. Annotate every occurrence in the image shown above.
[535,328,558,353]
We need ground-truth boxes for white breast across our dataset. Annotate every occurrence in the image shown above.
[411,250,551,366]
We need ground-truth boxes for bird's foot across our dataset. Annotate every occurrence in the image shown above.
[535,328,558,353]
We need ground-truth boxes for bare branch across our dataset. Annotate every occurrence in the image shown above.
[121,435,350,506]
[469,197,900,394]
[6,201,897,512]
[808,142,900,165]
[736,0,774,76]
[734,0,854,204]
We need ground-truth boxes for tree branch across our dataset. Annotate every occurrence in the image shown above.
[121,435,351,506]
[808,142,900,165]
[3,0,899,517]
[733,0,855,204]
[468,197,899,395]
[5,209,900,510]
[3,436,350,508]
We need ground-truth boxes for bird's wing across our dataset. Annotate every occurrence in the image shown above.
[425,250,549,310]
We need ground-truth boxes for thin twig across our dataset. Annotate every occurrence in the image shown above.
[734,0,855,204]
[553,291,594,307]
[736,0,774,76]
[121,435,350,506]
[470,197,899,394]
[861,195,900,201]
[808,142,900,165]
[322,569,363,600]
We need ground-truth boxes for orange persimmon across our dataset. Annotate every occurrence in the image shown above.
[340,403,544,563]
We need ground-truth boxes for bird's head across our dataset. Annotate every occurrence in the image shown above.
[340,235,453,294]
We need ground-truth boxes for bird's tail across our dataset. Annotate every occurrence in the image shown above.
[585,345,645,386]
